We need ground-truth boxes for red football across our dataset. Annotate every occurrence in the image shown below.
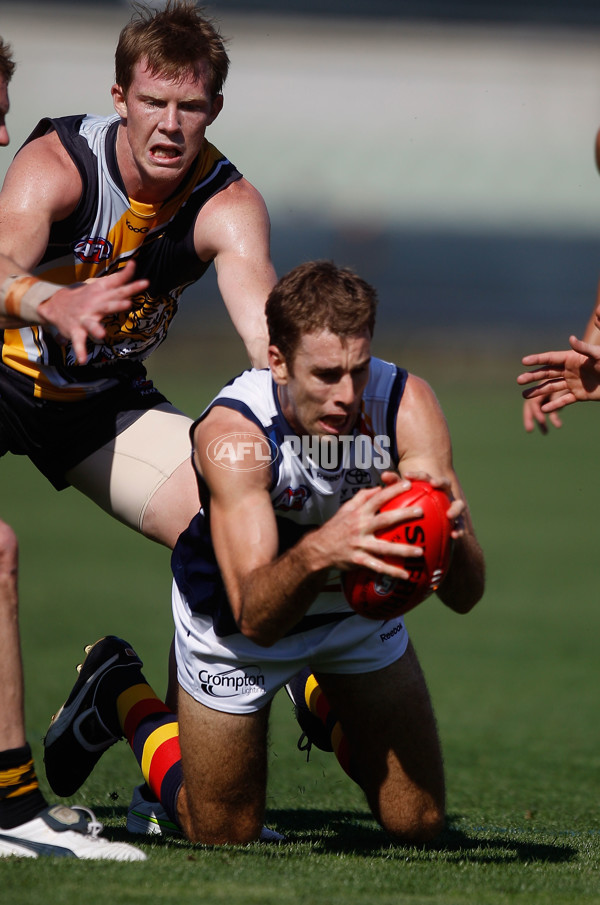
[342,480,454,620]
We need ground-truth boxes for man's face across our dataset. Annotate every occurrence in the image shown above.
[112,58,222,194]
[0,77,9,147]
[270,329,372,440]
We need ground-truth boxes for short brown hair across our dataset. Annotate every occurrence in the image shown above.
[0,37,15,84]
[115,1,229,99]
[266,261,378,366]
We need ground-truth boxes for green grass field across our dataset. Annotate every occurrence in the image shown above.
[1,341,599,904]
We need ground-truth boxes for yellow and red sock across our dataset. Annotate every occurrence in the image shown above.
[116,684,182,825]
[303,672,354,780]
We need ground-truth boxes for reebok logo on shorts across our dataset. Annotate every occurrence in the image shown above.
[380,622,404,643]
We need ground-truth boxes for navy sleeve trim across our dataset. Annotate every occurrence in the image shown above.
[386,367,408,467]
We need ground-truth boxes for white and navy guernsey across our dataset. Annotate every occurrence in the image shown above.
[171,359,408,637]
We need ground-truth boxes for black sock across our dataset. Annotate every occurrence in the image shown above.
[0,744,48,829]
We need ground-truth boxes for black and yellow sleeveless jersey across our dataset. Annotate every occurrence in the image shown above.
[0,113,242,401]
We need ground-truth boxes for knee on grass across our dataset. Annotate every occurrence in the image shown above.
[381,801,445,845]
[178,794,264,846]
[183,816,264,846]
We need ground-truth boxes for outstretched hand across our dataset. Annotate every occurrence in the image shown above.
[521,395,564,435]
[37,261,149,364]
[518,335,600,412]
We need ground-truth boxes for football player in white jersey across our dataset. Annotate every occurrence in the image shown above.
[45,261,485,846]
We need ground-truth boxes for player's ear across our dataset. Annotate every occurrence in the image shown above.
[207,93,223,126]
[268,345,289,384]
[112,83,127,118]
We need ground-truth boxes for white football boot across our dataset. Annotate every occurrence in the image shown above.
[0,804,146,860]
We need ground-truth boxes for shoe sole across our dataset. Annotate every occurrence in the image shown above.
[0,835,67,858]
[126,809,181,837]
[0,829,146,861]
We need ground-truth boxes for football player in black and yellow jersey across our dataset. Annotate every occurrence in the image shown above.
[0,3,274,552]
[0,5,275,700]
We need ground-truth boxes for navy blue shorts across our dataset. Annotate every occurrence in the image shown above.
[0,360,168,490]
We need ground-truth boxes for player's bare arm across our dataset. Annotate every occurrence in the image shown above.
[395,373,485,613]
[0,131,80,266]
[0,131,148,361]
[524,134,600,415]
[194,408,428,647]
[194,178,275,369]
[523,128,600,430]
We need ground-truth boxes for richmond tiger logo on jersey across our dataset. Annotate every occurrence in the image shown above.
[87,291,179,363]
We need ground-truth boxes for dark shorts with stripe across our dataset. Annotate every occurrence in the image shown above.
[0,360,168,490]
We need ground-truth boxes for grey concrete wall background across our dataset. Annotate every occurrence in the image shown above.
[2,1,600,345]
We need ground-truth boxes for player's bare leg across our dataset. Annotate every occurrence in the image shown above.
[0,520,25,750]
[176,686,270,845]
[314,641,445,843]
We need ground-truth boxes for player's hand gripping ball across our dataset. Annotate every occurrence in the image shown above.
[342,480,454,620]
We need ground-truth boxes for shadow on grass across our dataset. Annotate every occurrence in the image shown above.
[93,804,577,864]
[264,809,577,864]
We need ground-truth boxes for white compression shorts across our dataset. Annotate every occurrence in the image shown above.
[65,402,193,532]
[172,580,410,715]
